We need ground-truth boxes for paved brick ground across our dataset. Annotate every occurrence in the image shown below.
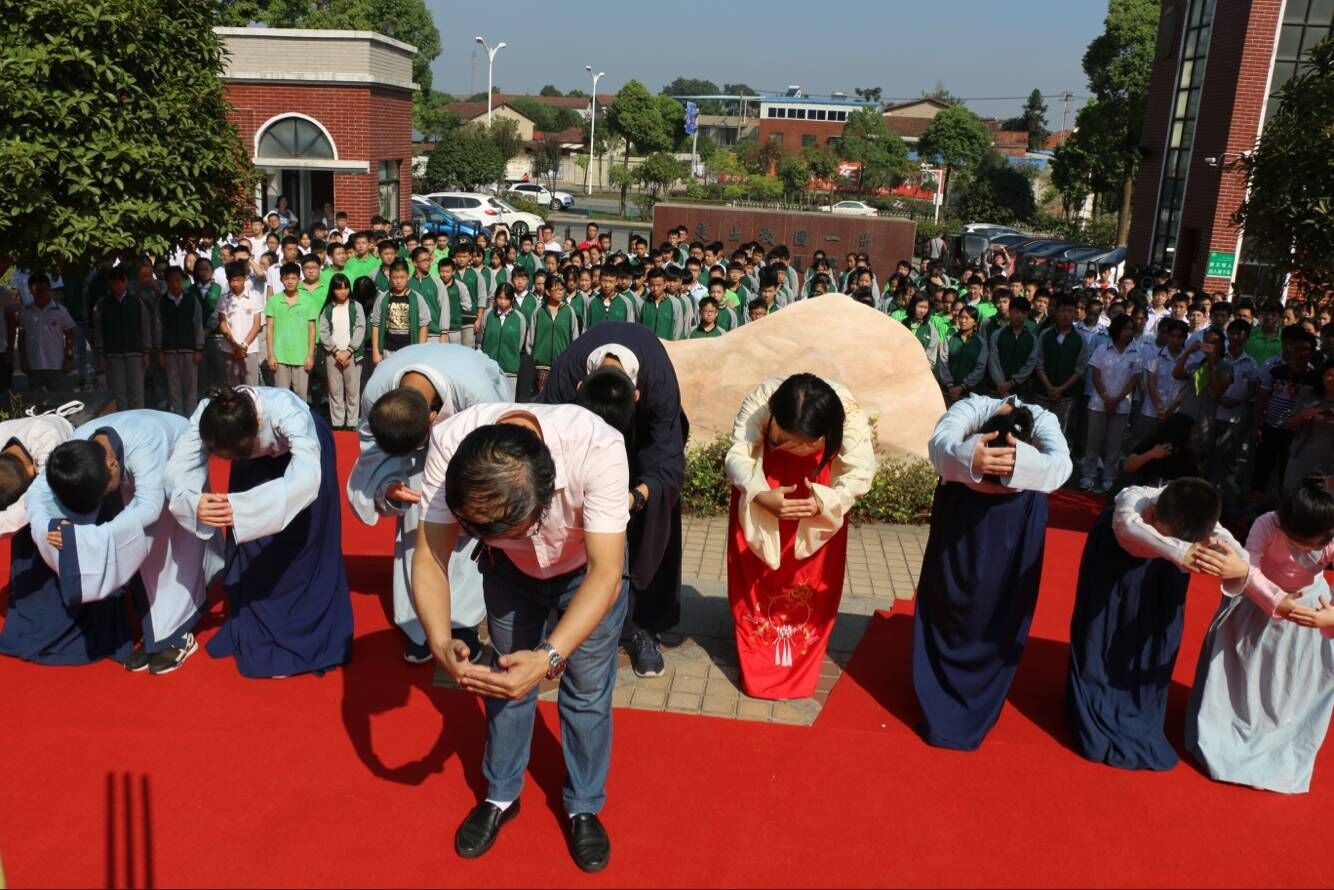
[435,522,926,726]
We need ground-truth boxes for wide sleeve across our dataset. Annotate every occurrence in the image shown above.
[226,396,321,543]
[799,390,876,561]
[1234,512,1293,618]
[1004,400,1073,493]
[724,378,784,570]
[345,422,417,525]
[1111,486,1192,567]
[634,346,686,500]
[32,505,153,608]
[165,403,216,540]
[927,396,988,486]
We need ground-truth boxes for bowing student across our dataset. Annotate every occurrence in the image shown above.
[1065,478,1248,771]
[166,386,352,678]
[346,342,509,663]
[912,394,1072,750]
[0,411,223,670]
[0,412,77,540]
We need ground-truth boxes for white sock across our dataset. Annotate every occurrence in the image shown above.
[486,799,513,813]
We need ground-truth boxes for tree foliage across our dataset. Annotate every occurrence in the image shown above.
[637,152,689,196]
[539,84,563,97]
[1234,35,1334,290]
[1,0,256,269]
[485,118,522,163]
[918,104,992,175]
[722,83,758,96]
[854,86,883,104]
[920,80,962,105]
[507,96,582,134]
[532,140,562,191]
[424,126,504,191]
[606,80,673,156]
[413,90,458,142]
[800,145,839,183]
[840,108,911,190]
[1005,89,1050,150]
[220,0,442,93]
[736,138,784,175]
[954,151,1038,224]
[663,76,722,113]
[776,155,811,196]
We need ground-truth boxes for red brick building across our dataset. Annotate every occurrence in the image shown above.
[755,92,879,151]
[1128,0,1331,296]
[217,27,416,230]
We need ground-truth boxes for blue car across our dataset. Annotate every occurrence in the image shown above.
[411,196,485,242]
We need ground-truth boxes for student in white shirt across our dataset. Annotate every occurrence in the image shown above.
[1082,315,1142,493]
[1132,319,1189,443]
[1210,318,1261,489]
[217,261,265,386]
[18,273,75,392]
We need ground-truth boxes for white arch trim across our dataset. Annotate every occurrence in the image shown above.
[253,112,340,161]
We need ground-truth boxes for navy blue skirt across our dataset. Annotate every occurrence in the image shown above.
[912,481,1048,750]
[0,501,134,666]
[206,416,352,678]
[1065,508,1188,770]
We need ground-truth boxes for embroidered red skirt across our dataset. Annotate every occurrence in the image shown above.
[726,443,848,700]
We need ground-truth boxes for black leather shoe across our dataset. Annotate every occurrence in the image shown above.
[568,813,610,873]
[455,800,520,859]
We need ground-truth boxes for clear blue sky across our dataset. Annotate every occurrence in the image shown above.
[423,0,1107,124]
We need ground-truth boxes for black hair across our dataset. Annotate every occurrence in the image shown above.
[1010,296,1031,314]
[300,254,321,267]
[768,373,844,471]
[903,294,932,326]
[352,276,378,311]
[1277,474,1334,543]
[443,424,557,538]
[0,452,33,511]
[327,272,352,299]
[199,388,259,456]
[1155,478,1220,542]
[976,406,1035,482]
[377,239,397,253]
[1109,314,1134,341]
[279,261,301,279]
[28,272,51,288]
[576,366,637,446]
[224,260,249,281]
[46,440,111,515]
[1281,323,1317,349]
[1225,318,1251,336]
[389,258,410,274]
[369,389,432,456]
[748,298,769,314]
[698,296,719,310]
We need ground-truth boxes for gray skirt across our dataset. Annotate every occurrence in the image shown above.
[1185,577,1334,794]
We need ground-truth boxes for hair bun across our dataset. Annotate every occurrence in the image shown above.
[1303,472,1330,492]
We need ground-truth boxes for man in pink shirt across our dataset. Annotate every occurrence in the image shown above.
[414,402,629,873]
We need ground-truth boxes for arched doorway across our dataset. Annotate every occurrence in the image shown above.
[253,114,340,230]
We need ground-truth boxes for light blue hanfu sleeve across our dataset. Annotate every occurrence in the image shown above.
[1004,400,1073,493]
[26,474,150,606]
[166,403,215,541]
[928,395,992,486]
[927,394,1072,493]
[227,390,321,543]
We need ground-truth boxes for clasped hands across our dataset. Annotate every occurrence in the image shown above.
[435,637,548,700]
[197,493,234,529]
[755,478,819,520]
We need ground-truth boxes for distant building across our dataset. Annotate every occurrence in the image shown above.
[756,90,879,151]
[218,27,417,228]
[1128,0,1332,296]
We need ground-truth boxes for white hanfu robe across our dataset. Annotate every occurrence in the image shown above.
[347,343,509,644]
[0,415,76,537]
[27,410,223,650]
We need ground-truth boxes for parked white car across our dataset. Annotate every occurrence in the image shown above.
[423,192,545,237]
[506,182,575,211]
[827,200,880,217]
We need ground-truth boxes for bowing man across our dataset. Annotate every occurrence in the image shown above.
[166,386,352,678]
[537,321,687,678]
[0,412,77,540]
[0,411,223,670]
[347,342,509,663]
[912,394,1072,750]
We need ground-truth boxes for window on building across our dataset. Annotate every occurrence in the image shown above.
[816,109,827,121]
[768,132,784,144]
[801,134,817,147]
[1149,0,1215,272]
[797,108,808,119]
[826,136,842,149]
[378,160,400,221]
[766,107,777,118]
[257,116,335,159]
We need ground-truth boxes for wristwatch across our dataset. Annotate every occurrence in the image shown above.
[535,641,566,680]
[630,488,647,513]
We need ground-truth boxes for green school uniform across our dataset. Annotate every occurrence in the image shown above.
[265,291,318,365]
[514,252,539,278]
[409,273,442,334]
[514,292,539,326]
[342,255,380,286]
[481,309,526,374]
[459,268,482,321]
[975,300,998,323]
[690,325,723,339]
[528,303,579,368]
[993,326,1037,380]
[569,291,591,329]
[586,293,636,327]
[1038,327,1085,397]
[945,333,984,387]
[375,290,423,353]
[640,297,677,340]
[1245,327,1282,365]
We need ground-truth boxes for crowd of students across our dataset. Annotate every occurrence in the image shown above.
[1,207,1332,869]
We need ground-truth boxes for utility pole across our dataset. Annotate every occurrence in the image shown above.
[1061,91,1073,134]
[469,47,476,97]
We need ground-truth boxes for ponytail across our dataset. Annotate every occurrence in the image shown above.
[200,387,259,455]
[1277,474,1334,544]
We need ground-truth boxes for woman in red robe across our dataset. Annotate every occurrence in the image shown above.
[725,374,876,699]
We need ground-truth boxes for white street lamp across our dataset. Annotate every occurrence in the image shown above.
[474,36,506,126]
[585,65,605,195]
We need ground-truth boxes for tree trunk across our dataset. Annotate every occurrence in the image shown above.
[1116,173,1133,246]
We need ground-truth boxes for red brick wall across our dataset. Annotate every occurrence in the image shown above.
[1128,0,1281,291]
[224,81,413,229]
[756,119,846,152]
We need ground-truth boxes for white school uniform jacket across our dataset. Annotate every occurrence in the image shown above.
[0,415,75,536]
[167,387,321,544]
[26,410,222,644]
[928,394,1072,494]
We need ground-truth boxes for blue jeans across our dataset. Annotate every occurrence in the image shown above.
[480,549,628,814]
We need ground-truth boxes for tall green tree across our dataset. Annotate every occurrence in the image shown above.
[532,140,563,192]
[606,80,673,159]
[539,84,563,97]
[218,0,442,93]
[954,151,1038,224]
[424,126,504,191]
[1079,0,1159,244]
[776,155,811,197]
[722,83,758,96]
[920,80,962,105]
[1234,35,1334,291]
[636,152,690,197]
[917,103,991,199]
[485,118,523,164]
[1,0,256,269]
[840,108,911,191]
[1020,89,1050,150]
[413,90,458,142]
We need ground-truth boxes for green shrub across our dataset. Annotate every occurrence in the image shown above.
[680,435,938,524]
[503,195,546,219]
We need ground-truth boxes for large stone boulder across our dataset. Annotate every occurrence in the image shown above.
[663,294,945,459]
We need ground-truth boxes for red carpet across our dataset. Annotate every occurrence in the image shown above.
[1,436,1329,888]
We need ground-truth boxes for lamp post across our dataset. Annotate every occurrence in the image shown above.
[585,66,605,195]
[474,36,506,126]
